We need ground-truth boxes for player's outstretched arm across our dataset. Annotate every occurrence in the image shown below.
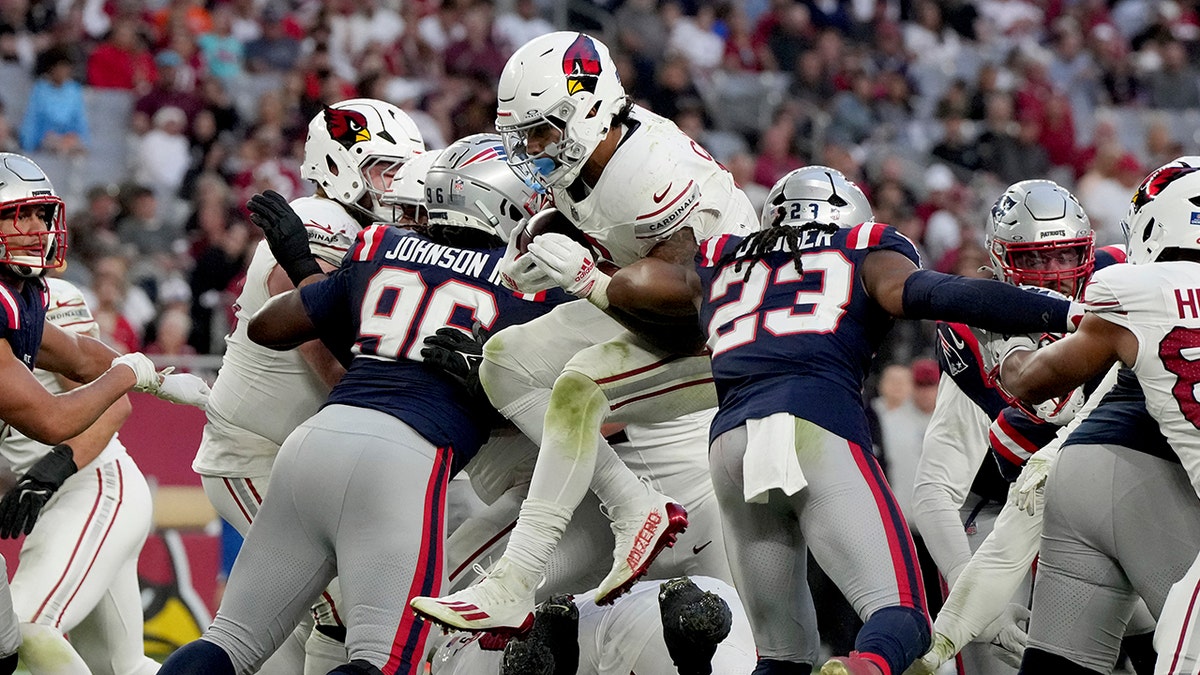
[998,313,1133,404]
[861,250,1084,334]
[0,337,135,445]
[265,263,345,388]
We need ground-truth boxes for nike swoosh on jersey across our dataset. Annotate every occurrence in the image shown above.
[692,540,713,555]
[652,183,673,203]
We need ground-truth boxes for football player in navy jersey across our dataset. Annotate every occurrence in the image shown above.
[912,180,1166,672]
[693,167,1090,675]
[155,137,567,675]
[0,153,209,674]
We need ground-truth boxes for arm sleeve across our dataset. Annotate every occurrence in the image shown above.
[902,270,1076,334]
[912,373,991,587]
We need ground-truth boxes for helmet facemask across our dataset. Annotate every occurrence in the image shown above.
[498,101,593,193]
[0,196,66,278]
[993,235,1095,298]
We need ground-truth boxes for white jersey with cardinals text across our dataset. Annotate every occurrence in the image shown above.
[551,106,758,267]
[194,197,361,478]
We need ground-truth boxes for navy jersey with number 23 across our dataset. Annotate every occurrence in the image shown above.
[300,224,563,470]
[698,222,921,448]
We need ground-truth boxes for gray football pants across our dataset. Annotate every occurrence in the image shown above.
[710,420,927,664]
[1028,443,1200,672]
[205,405,452,675]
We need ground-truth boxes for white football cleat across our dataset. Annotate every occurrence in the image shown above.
[410,558,537,634]
[595,491,688,605]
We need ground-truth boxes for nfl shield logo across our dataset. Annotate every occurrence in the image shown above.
[1191,212,1200,225]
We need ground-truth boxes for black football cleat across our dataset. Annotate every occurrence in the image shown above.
[659,577,734,675]
[500,594,579,675]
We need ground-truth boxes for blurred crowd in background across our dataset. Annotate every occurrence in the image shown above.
[1,0,1198,415]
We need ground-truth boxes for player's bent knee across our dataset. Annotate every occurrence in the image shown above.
[326,659,385,675]
[1019,647,1104,675]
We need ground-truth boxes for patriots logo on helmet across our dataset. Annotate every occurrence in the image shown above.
[324,107,371,150]
[562,34,602,96]
[1131,164,1200,211]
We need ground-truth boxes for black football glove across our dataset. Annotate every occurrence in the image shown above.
[0,444,76,539]
[247,190,322,286]
[421,323,491,400]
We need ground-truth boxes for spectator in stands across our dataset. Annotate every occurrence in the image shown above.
[0,100,16,152]
[132,49,203,135]
[0,0,55,67]
[753,118,804,188]
[931,116,982,175]
[766,2,815,71]
[67,183,122,272]
[1078,148,1143,245]
[1145,40,1200,109]
[976,92,1049,184]
[1145,114,1185,168]
[722,3,774,72]
[88,255,148,354]
[443,3,505,81]
[647,53,703,121]
[243,6,301,73]
[664,2,725,72]
[144,307,197,365]
[197,4,243,82]
[493,0,554,55]
[904,0,964,69]
[133,106,191,199]
[86,18,156,92]
[19,47,88,154]
[188,221,249,353]
[116,185,184,262]
[417,0,468,57]
[615,0,667,65]
[827,69,876,145]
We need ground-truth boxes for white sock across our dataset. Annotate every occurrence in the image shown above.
[526,371,607,505]
[504,497,575,583]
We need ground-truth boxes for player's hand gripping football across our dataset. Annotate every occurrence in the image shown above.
[247,190,322,286]
[526,232,610,305]
[497,222,555,294]
[0,443,76,538]
[421,323,491,401]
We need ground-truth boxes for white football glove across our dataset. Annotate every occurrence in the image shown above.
[1013,445,1059,516]
[981,603,1030,668]
[152,371,211,408]
[526,232,611,305]
[497,223,555,294]
[111,353,160,390]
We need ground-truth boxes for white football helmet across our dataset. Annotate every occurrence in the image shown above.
[987,180,1094,298]
[424,134,548,241]
[0,153,66,278]
[762,166,873,229]
[381,149,445,225]
[1121,156,1200,265]
[301,98,425,222]
[289,196,363,266]
[495,32,628,191]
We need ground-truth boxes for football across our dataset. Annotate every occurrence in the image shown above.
[516,207,597,256]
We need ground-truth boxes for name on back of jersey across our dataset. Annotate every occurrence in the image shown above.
[382,235,493,281]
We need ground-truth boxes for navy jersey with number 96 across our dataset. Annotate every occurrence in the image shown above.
[299,224,566,470]
[697,222,921,448]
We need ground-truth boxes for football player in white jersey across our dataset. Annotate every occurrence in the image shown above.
[992,158,1200,674]
[412,30,759,633]
[0,277,162,675]
[427,576,754,675]
[192,98,423,674]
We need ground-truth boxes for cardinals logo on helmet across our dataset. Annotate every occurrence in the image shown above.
[1131,163,1200,211]
[562,34,602,96]
[324,107,371,150]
